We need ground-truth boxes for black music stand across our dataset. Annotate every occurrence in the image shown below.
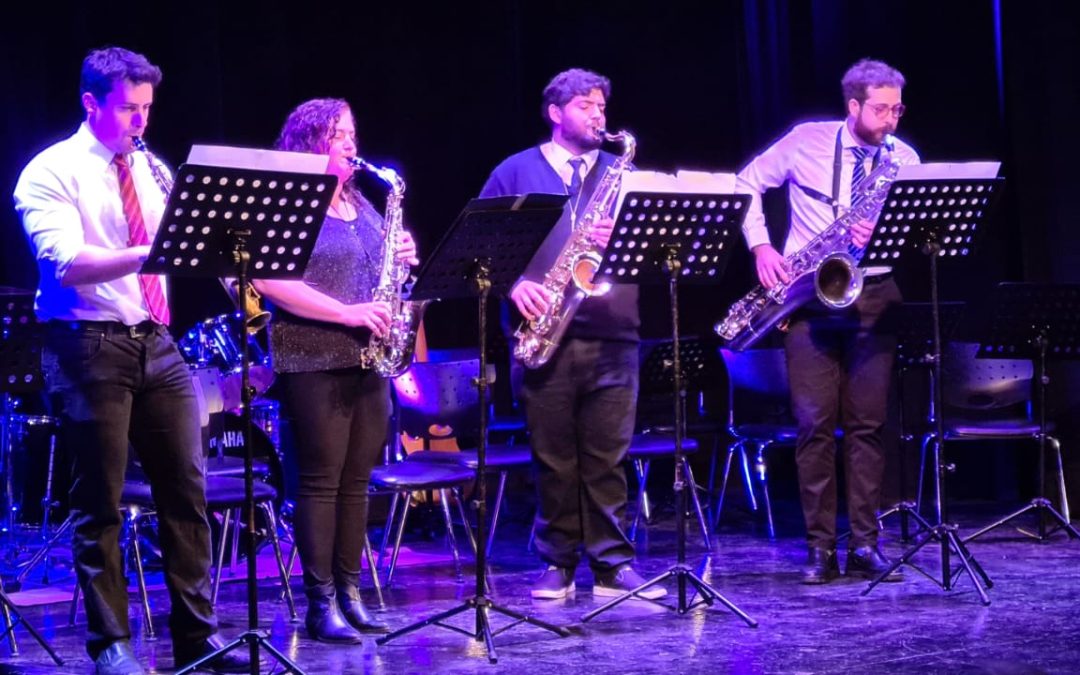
[376,194,572,664]
[877,302,964,542]
[637,336,725,542]
[861,172,1004,605]
[582,191,757,627]
[0,290,63,665]
[143,161,334,674]
[960,283,1080,543]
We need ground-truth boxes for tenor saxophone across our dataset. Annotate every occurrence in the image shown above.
[348,157,428,377]
[513,130,636,369]
[132,136,270,333]
[714,135,899,350]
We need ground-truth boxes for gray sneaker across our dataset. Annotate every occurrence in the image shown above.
[530,565,576,599]
[593,565,667,600]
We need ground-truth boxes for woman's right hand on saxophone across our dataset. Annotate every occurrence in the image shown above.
[340,301,393,338]
[753,243,791,289]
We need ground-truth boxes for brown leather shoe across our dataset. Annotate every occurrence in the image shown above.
[846,545,904,582]
[801,547,840,585]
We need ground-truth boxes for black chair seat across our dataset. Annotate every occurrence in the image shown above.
[408,445,532,470]
[627,434,700,458]
[371,462,476,491]
[120,476,276,509]
[730,424,799,444]
[203,455,272,479]
[947,419,1048,437]
[644,421,726,436]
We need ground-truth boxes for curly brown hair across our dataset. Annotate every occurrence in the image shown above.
[275,98,363,207]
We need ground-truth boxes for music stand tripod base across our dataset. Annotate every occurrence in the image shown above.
[376,195,572,663]
[584,191,756,627]
[859,173,1004,606]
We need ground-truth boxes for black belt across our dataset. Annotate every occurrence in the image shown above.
[48,319,163,339]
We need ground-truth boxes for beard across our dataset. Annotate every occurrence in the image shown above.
[564,123,603,151]
[853,115,895,147]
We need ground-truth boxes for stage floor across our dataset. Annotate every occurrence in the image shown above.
[2,501,1079,674]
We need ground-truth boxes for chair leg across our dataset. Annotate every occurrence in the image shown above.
[211,509,232,607]
[68,582,80,627]
[386,492,412,588]
[706,435,721,524]
[454,486,477,556]
[362,534,385,609]
[755,444,775,539]
[485,471,509,560]
[917,433,935,515]
[1050,436,1070,523]
[2,596,19,654]
[377,492,400,572]
[259,502,297,621]
[739,443,758,511]
[630,459,649,542]
[715,443,737,528]
[684,458,711,548]
[229,507,241,577]
[439,488,464,582]
[127,510,155,638]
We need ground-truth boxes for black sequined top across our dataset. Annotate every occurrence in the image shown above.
[269,200,385,373]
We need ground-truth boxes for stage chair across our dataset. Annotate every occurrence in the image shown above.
[917,342,1071,531]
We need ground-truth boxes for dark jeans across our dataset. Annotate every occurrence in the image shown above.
[42,321,216,657]
[278,368,388,598]
[522,337,638,573]
[784,277,902,550]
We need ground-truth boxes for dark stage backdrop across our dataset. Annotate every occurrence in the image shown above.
[3,1,1078,489]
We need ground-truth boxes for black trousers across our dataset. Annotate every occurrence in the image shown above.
[42,321,216,657]
[784,277,902,550]
[521,338,638,573]
[278,367,388,599]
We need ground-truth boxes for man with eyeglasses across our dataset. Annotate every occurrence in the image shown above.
[734,58,920,584]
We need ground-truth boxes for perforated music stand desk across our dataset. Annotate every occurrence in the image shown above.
[860,171,1004,605]
[583,191,756,627]
[379,193,572,663]
[143,160,333,675]
[961,282,1080,543]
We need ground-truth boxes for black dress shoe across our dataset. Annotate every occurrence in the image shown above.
[94,640,145,675]
[306,594,363,644]
[337,584,389,634]
[846,545,904,582]
[174,634,251,674]
[801,547,840,585]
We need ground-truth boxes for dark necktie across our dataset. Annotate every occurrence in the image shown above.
[113,153,170,325]
[851,146,870,198]
[567,157,586,200]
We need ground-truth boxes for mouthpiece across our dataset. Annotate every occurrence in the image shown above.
[131,136,148,152]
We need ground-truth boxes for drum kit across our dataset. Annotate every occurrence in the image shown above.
[0,295,287,586]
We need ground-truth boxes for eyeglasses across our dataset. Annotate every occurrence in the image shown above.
[863,102,906,119]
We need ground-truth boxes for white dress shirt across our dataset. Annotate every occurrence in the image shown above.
[539,140,600,187]
[736,120,920,257]
[14,123,169,324]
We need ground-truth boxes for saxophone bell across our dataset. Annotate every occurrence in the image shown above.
[814,251,863,309]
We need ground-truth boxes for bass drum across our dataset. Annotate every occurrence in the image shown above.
[179,313,274,412]
[203,402,287,510]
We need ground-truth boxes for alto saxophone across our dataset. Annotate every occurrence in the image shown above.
[715,135,900,350]
[348,157,428,377]
[513,129,636,369]
[132,136,270,333]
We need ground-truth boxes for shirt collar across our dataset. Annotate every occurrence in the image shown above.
[541,140,599,176]
[76,122,123,167]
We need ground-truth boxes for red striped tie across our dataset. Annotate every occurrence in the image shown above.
[113,153,170,325]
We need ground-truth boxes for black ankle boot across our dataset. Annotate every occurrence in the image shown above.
[336,584,389,634]
[305,594,363,644]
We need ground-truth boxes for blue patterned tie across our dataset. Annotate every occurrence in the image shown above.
[849,146,871,257]
[567,157,586,200]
